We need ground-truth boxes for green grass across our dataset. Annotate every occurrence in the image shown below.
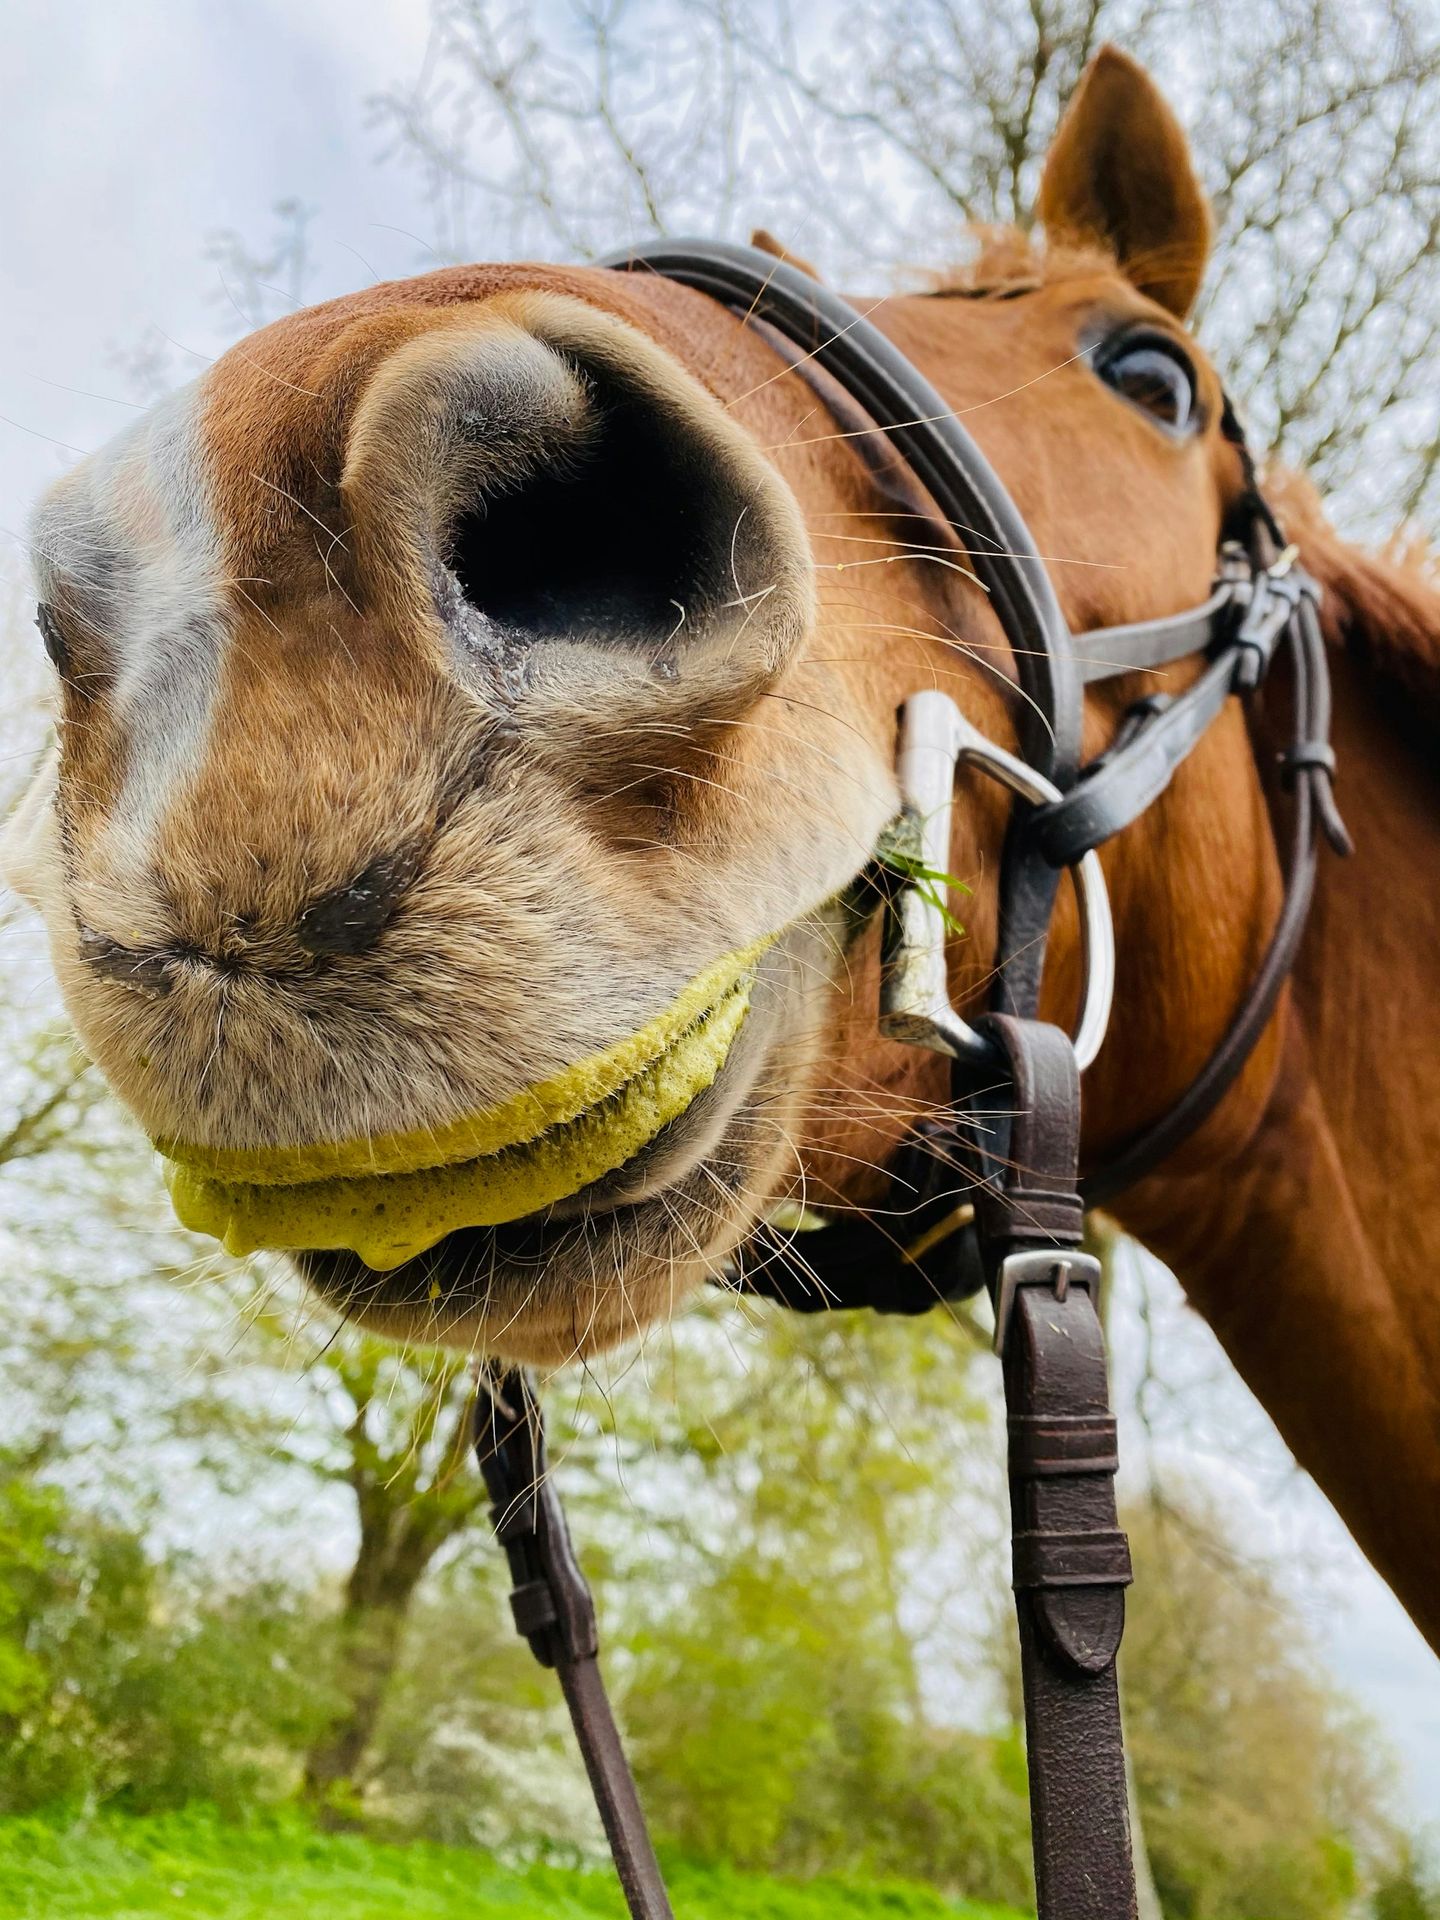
[0,1807,1030,1920]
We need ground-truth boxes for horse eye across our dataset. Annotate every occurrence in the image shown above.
[1100,339,1198,434]
[35,604,69,678]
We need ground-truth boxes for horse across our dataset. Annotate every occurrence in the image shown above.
[5,42,1439,1695]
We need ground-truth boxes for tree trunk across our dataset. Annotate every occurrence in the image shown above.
[302,1522,434,1821]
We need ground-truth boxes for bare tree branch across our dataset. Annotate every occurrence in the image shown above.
[371,0,1440,536]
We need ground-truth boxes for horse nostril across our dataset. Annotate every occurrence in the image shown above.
[77,928,176,998]
[446,387,714,648]
[294,842,426,958]
[341,301,814,752]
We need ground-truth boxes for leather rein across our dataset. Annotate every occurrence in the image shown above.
[472,240,1350,1920]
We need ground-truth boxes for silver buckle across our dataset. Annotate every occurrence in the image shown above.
[879,690,1115,1072]
[992,1249,1101,1356]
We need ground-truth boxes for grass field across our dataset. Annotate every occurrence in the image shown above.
[0,1809,1030,1920]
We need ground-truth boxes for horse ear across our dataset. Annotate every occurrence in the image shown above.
[751,229,822,283]
[1036,45,1211,318]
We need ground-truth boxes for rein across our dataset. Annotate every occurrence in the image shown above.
[472,241,1350,1920]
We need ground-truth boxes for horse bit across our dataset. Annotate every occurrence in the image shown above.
[472,241,1350,1920]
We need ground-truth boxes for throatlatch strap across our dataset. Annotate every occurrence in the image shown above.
[1081,537,1349,1206]
[975,1017,1139,1920]
[474,1374,674,1920]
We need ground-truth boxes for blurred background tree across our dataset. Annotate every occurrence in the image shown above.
[376,0,1440,537]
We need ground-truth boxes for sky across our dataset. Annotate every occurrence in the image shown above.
[0,0,440,560]
[1,0,1438,1835]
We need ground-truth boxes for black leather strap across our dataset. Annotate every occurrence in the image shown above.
[1082,547,1350,1205]
[728,1207,983,1313]
[475,1374,674,1920]
[976,1017,1138,1919]
[1071,582,1236,682]
[727,1117,987,1312]
[1030,651,1236,865]
[1034,540,1337,870]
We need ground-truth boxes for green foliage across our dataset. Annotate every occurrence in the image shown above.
[1121,1494,1389,1920]
[0,1473,69,1723]
[364,1562,600,1850]
[870,813,971,938]
[0,1806,1028,1919]
[0,1215,1428,1917]
[577,1308,1031,1905]
[103,1585,343,1814]
[624,1555,1031,1900]
[0,1458,337,1817]
[1372,1848,1440,1920]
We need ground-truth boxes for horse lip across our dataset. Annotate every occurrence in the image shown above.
[292,930,803,1340]
[154,932,775,1190]
[163,970,761,1269]
[543,956,777,1220]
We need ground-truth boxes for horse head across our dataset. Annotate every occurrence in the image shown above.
[3,48,1284,1362]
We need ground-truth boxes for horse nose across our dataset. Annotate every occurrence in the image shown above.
[341,296,814,765]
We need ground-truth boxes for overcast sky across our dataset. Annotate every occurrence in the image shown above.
[0,0,442,562]
[2,0,1439,1832]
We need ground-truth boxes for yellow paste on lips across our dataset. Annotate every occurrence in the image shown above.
[161,939,768,1271]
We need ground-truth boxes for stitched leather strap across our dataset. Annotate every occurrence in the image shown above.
[1030,651,1237,865]
[976,1017,1138,1918]
[475,1375,674,1920]
[1070,582,1236,681]
[1009,1412,1120,1479]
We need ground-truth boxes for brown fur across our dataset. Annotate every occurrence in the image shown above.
[749,228,823,282]
[7,50,1440,1651]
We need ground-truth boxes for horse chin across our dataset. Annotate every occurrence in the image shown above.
[291,928,827,1362]
[295,1173,729,1364]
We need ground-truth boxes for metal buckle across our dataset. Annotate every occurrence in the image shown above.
[992,1248,1101,1356]
[1231,545,1313,692]
[879,690,1116,1072]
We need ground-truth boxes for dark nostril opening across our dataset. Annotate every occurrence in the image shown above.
[447,385,721,646]
[295,842,425,958]
[78,928,176,998]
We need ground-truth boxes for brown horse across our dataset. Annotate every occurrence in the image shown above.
[6,48,1439,1656]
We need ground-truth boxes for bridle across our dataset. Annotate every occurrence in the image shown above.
[472,241,1350,1920]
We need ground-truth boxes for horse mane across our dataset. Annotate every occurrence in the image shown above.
[1270,471,1440,739]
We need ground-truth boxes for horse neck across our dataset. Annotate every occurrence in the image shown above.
[1111,531,1440,1651]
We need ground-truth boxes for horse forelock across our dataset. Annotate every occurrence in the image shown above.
[928,227,1117,298]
